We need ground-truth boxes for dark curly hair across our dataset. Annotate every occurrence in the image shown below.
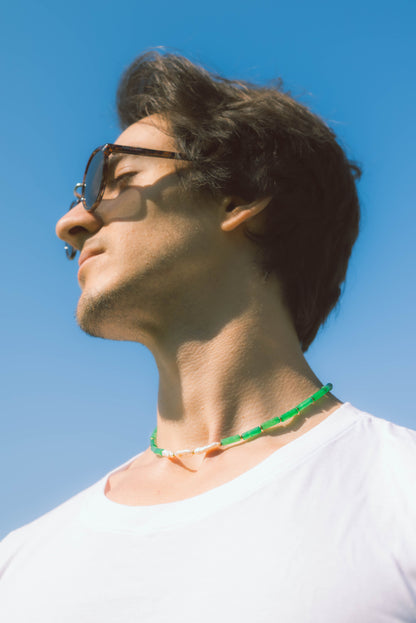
[116,51,361,352]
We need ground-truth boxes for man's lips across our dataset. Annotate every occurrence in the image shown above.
[78,249,104,268]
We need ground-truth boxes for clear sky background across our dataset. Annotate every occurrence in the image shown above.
[1,0,415,538]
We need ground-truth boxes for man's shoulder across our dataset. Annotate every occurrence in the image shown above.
[336,403,416,501]
[346,402,416,449]
[0,475,105,568]
[339,403,416,463]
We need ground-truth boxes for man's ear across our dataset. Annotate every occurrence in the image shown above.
[220,196,272,232]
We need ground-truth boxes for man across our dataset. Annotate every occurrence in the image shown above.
[1,51,415,621]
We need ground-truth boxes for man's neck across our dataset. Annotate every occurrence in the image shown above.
[106,284,342,503]
[152,294,337,458]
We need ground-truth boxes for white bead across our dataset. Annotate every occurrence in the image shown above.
[175,449,193,457]
[160,441,220,458]
[193,442,220,454]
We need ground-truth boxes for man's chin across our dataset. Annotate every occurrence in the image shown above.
[76,288,127,340]
[75,285,150,343]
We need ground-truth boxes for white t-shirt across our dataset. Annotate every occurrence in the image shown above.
[1,403,416,622]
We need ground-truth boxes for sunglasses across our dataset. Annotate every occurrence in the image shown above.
[64,143,189,260]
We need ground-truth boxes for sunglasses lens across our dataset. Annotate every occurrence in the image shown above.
[65,243,77,260]
[85,149,105,210]
[64,199,79,260]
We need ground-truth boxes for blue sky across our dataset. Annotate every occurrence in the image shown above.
[1,0,415,537]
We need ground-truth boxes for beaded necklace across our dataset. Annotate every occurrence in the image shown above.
[150,383,333,458]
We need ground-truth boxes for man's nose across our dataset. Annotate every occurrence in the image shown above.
[55,201,102,252]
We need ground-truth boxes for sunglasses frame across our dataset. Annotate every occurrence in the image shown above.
[65,143,189,259]
[75,143,190,212]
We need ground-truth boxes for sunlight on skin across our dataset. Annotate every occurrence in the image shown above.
[56,114,342,502]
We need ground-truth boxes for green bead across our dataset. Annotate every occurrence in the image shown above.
[313,383,332,400]
[150,429,161,454]
[241,426,262,441]
[221,434,242,446]
[297,396,314,411]
[280,407,298,422]
[261,415,281,430]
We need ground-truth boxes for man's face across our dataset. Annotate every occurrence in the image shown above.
[56,115,227,344]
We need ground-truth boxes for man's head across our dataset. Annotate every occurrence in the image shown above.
[56,51,360,351]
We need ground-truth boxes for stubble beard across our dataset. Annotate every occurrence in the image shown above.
[76,281,143,341]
